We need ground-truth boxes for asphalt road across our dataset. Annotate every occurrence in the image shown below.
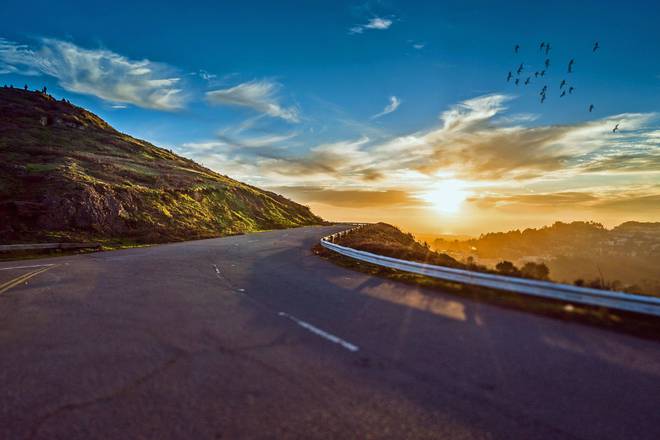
[1,225,659,439]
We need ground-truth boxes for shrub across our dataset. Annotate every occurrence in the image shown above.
[521,262,550,280]
[496,260,520,276]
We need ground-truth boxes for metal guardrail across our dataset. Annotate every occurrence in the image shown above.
[321,226,660,317]
[0,243,101,252]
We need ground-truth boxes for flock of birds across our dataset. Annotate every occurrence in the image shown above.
[507,41,620,133]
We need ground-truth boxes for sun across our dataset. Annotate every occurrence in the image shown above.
[418,180,470,214]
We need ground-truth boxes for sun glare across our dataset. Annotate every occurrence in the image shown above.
[419,180,470,214]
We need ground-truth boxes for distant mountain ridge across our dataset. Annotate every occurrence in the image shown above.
[0,87,322,244]
[432,220,660,295]
[432,221,660,260]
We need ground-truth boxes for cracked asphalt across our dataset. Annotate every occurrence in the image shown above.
[1,225,659,439]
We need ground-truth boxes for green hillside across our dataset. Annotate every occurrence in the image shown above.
[0,87,323,244]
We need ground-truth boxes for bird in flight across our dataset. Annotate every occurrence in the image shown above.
[589,104,595,112]
[540,85,548,94]
[540,42,546,51]
[541,94,546,103]
[534,71,539,78]
[515,78,520,86]
[560,79,567,88]
[545,58,550,69]
[569,86,575,94]
[517,63,524,74]
[613,124,619,133]
[593,41,600,52]
[515,44,520,54]
[507,71,513,81]
[540,70,546,77]
[568,59,575,73]
[545,43,551,55]
[560,90,566,97]
[525,77,531,85]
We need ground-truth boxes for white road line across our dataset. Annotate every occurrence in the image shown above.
[0,264,56,271]
[278,312,359,352]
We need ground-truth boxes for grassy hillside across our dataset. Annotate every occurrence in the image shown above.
[0,87,323,244]
[329,223,551,280]
[332,223,463,268]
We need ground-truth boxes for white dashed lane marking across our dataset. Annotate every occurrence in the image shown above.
[278,312,359,352]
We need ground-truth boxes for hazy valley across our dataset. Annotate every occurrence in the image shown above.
[430,221,660,295]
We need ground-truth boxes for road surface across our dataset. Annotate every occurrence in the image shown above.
[1,225,659,439]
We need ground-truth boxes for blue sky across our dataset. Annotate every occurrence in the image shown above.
[2,0,659,233]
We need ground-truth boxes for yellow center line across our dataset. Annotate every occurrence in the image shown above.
[0,265,57,295]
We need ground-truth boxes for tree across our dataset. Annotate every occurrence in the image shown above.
[520,262,550,280]
[495,260,519,276]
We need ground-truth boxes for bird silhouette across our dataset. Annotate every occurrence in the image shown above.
[517,63,524,74]
[540,42,546,51]
[545,43,551,55]
[593,41,599,52]
[540,70,546,77]
[515,78,520,86]
[541,85,548,94]
[613,124,619,133]
[525,77,531,85]
[515,44,520,54]
[507,71,513,82]
[545,58,550,69]
[560,79,567,88]
[569,86,575,94]
[589,104,594,112]
[560,90,566,97]
[568,59,575,73]
[541,94,546,103]
[534,71,539,78]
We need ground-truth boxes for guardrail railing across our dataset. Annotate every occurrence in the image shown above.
[0,243,101,252]
[321,226,660,317]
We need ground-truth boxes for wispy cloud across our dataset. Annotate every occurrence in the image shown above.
[205,80,300,122]
[0,37,185,110]
[196,69,217,81]
[371,96,401,119]
[183,93,660,213]
[349,17,393,34]
[412,43,425,50]
[469,187,660,214]
[270,187,423,208]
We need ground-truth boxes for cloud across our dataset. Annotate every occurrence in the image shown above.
[350,17,393,34]
[469,188,660,213]
[470,192,600,208]
[412,43,425,50]
[371,96,401,119]
[215,132,299,149]
[180,94,659,214]
[199,70,216,81]
[206,80,300,122]
[271,187,423,208]
[373,95,658,182]
[0,37,185,110]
